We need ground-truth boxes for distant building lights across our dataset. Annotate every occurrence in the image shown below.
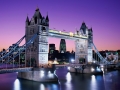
[71,59,74,63]
[59,31,61,33]
[48,71,51,74]
[40,70,44,77]
[100,65,104,68]
[53,60,59,64]
[40,70,44,74]
[91,68,95,72]
[96,67,101,72]
[69,32,73,36]
[68,67,70,70]
[93,60,95,63]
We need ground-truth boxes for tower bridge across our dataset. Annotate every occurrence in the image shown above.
[24,8,93,67]
[0,8,119,82]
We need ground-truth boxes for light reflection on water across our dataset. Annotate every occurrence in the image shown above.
[40,70,44,78]
[14,79,21,90]
[90,75,97,90]
[40,84,45,90]
[52,84,58,90]
[66,72,72,83]
[0,67,120,90]
[65,72,72,90]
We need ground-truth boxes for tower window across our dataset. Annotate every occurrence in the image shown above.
[34,17,37,24]
[30,28,34,35]
[42,27,46,32]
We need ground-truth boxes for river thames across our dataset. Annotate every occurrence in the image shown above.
[0,67,120,90]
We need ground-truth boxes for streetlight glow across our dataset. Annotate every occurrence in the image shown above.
[71,59,74,63]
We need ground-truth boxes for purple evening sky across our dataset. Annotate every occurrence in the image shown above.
[0,0,120,51]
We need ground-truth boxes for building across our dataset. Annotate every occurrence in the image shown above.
[105,51,118,61]
[49,44,55,54]
[49,44,56,60]
[59,39,66,53]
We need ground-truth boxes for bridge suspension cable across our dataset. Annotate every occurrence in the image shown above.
[0,33,37,67]
[0,35,25,61]
[6,33,37,64]
[92,43,109,64]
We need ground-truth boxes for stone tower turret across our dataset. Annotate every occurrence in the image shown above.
[25,8,49,67]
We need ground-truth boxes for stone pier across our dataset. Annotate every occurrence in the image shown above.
[17,65,58,82]
[68,64,103,74]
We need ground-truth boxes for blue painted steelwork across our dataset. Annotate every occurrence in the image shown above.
[0,35,25,61]
[92,43,110,64]
[6,33,37,64]
[0,33,37,65]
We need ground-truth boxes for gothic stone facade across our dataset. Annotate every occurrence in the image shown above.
[25,8,93,66]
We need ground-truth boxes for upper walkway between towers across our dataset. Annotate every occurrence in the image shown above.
[48,29,88,40]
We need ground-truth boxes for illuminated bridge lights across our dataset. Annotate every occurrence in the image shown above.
[49,29,88,39]
[69,32,73,36]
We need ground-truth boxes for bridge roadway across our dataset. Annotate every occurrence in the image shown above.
[0,67,33,74]
[0,63,87,74]
[48,29,88,40]
[55,64,86,68]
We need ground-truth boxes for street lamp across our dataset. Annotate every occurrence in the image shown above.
[93,60,96,63]
[71,59,74,63]
[91,68,95,72]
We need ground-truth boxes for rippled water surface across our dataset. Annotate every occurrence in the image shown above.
[0,67,120,90]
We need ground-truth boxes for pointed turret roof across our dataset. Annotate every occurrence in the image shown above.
[80,21,87,30]
[46,13,49,21]
[46,15,49,21]
[35,6,39,11]
[33,7,42,19]
[38,12,42,19]
[26,16,29,22]
[90,27,93,32]
[82,21,85,25]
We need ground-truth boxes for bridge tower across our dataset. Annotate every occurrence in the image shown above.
[18,8,58,82]
[25,8,49,67]
[75,22,88,64]
[75,22,93,64]
[87,28,93,63]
